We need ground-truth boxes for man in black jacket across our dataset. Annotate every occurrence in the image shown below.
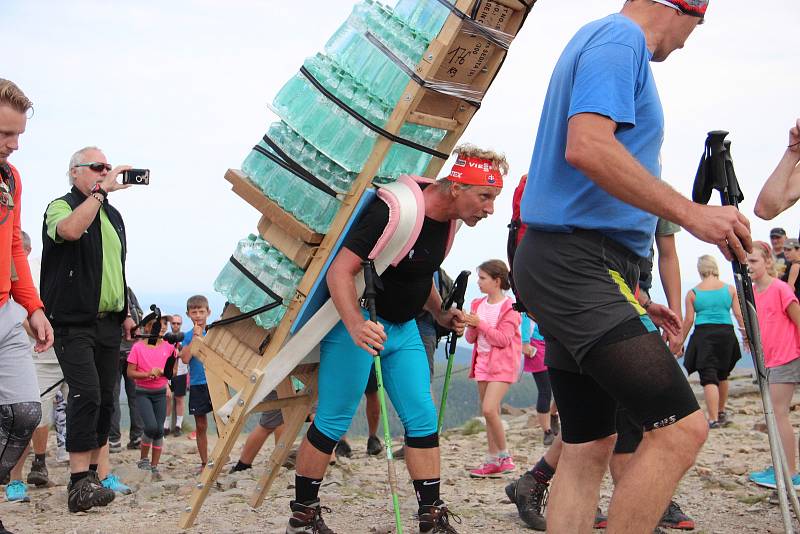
[41,146,136,513]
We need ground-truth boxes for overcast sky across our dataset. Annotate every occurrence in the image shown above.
[5,0,800,310]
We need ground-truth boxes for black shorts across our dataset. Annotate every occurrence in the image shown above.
[365,365,378,394]
[170,374,188,396]
[614,406,644,454]
[189,384,213,416]
[546,318,700,444]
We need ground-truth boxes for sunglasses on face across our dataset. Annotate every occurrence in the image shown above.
[73,162,111,172]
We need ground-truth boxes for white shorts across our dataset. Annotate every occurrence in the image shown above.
[0,301,39,404]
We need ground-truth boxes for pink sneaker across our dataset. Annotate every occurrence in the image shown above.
[470,462,503,478]
[499,456,516,473]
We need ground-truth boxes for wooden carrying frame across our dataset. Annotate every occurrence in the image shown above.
[180,0,535,527]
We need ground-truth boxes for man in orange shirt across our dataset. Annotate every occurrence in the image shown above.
[0,78,54,534]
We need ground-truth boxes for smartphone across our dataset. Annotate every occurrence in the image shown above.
[122,169,150,185]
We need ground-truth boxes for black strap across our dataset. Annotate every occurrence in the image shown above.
[430,0,510,51]
[364,33,481,108]
[252,142,338,198]
[40,378,65,398]
[229,256,284,304]
[299,66,449,161]
[206,300,283,331]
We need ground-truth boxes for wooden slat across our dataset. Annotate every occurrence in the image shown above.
[258,216,318,269]
[225,169,324,245]
[407,110,459,131]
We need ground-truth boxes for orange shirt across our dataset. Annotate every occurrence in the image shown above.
[0,163,44,316]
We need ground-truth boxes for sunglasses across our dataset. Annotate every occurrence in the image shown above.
[73,162,112,172]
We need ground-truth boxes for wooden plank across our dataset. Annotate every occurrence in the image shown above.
[250,370,318,508]
[225,169,324,245]
[180,369,266,528]
[204,367,232,434]
[258,216,318,270]
[192,338,248,391]
[407,111,459,131]
[251,394,310,413]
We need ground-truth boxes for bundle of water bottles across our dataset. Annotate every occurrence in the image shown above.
[239,0,456,234]
[220,0,461,328]
[213,235,305,329]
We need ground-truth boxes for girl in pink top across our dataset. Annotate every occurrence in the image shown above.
[464,259,521,478]
[748,241,800,485]
[127,315,175,474]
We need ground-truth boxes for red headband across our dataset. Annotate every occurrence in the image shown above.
[448,156,503,188]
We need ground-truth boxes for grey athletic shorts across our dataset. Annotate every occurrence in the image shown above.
[258,390,284,429]
[0,301,39,404]
[768,358,800,384]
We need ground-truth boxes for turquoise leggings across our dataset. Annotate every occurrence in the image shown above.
[315,311,437,442]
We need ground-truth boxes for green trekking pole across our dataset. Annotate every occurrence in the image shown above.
[437,271,471,434]
[362,260,403,534]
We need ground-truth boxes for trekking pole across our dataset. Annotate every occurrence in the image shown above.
[362,260,404,534]
[694,131,800,531]
[438,271,471,434]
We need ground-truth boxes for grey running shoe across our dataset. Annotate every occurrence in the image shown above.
[27,456,49,487]
[506,472,547,530]
[334,438,352,459]
[366,435,383,456]
[67,472,115,513]
[419,500,461,533]
[286,500,335,534]
[543,429,555,446]
[718,411,732,427]
[659,500,695,530]
[137,459,151,470]
[108,440,122,453]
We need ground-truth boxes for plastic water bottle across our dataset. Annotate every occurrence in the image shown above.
[213,235,256,296]
[394,0,453,41]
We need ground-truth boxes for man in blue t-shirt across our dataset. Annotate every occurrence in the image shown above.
[511,1,752,532]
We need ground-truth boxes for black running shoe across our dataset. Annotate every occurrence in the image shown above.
[27,456,49,487]
[286,500,335,534]
[419,500,461,533]
[366,435,383,456]
[67,472,115,513]
[334,438,352,459]
[550,413,560,436]
[507,472,547,530]
[659,500,695,530]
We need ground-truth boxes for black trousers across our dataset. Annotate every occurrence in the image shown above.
[109,351,143,444]
[54,315,122,453]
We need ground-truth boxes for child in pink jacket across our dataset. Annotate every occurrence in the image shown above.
[464,259,521,478]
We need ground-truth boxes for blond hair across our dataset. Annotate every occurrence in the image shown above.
[186,294,210,311]
[0,79,33,114]
[452,143,509,176]
[753,241,778,277]
[697,255,719,278]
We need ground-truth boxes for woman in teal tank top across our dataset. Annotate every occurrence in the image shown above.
[681,255,745,428]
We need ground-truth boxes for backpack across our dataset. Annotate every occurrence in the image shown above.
[507,174,528,312]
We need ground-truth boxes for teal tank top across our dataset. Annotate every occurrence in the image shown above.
[693,286,733,325]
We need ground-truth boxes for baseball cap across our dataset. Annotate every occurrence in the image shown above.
[770,227,787,237]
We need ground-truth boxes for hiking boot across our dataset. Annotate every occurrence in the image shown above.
[543,429,555,446]
[109,440,122,453]
[4,481,29,503]
[126,438,142,450]
[550,413,560,436]
[469,462,502,478]
[0,518,14,534]
[67,472,115,513]
[286,500,335,534]
[366,435,383,456]
[172,427,182,438]
[419,500,461,533]
[659,500,695,530]
[334,438,352,459]
[594,507,608,528]
[0,472,8,485]
[283,449,298,470]
[101,473,132,495]
[163,428,171,437]
[27,456,49,487]
[507,472,547,530]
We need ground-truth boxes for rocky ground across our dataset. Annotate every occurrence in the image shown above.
[2,371,798,533]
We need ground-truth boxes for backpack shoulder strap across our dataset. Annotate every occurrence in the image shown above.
[368,175,426,267]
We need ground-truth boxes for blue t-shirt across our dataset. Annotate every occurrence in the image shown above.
[183,328,208,386]
[521,14,664,258]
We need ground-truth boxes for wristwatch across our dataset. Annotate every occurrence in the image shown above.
[90,183,108,201]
